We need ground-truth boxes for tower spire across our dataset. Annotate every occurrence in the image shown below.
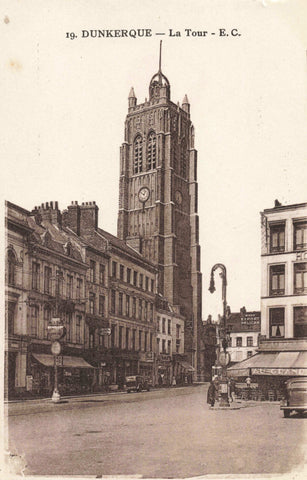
[159,40,162,85]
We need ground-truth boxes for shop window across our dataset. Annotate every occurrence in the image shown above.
[270,265,285,296]
[7,250,16,286]
[247,336,253,347]
[99,264,105,285]
[90,260,96,283]
[269,308,285,338]
[31,306,39,337]
[118,293,123,315]
[294,263,307,294]
[89,293,95,315]
[32,262,40,291]
[112,261,117,278]
[119,264,124,281]
[111,290,116,314]
[127,268,131,284]
[44,266,52,294]
[99,295,105,317]
[270,223,285,253]
[294,221,307,251]
[294,306,307,338]
[236,337,242,347]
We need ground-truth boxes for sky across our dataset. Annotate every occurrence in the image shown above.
[2,0,307,321]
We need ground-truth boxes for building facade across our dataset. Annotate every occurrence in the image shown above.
[117,52,202,376]
[227,308,260,363]
[228,201,307,397]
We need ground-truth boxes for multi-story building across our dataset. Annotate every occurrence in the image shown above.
[227,308,260,363]
[5,201,91,399]
[228,201,307,395]
[156,296,186,386]
[117,49,202,377]
[63,200,157,388]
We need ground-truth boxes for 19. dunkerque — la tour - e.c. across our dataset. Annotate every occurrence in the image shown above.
[72,28,241,40]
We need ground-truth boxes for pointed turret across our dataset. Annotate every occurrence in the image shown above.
[182,94,190,114]
[128,87,137,111]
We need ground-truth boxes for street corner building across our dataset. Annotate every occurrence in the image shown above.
[228,201,307,400]
[4,49,204,399]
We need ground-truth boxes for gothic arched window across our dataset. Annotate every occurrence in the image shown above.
[7,250,17,285]
[134,136,143,174]
[180,140,187,178]
[147,132,157,170]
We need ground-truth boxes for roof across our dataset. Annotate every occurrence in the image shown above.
[262,202,307,214]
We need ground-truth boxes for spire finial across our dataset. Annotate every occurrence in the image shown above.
[159,40,162,73]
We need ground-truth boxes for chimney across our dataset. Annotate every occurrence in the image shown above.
[62,201,81,235]
[79,201,99,235]
[31,201,62,226]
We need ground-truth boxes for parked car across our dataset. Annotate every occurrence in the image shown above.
[125,375,150,393]
[280,377,307,418]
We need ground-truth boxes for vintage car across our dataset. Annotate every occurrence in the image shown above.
[280,377,307,418]
[125,375,150,393]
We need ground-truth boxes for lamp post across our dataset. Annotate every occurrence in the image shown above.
[209,263,230,407]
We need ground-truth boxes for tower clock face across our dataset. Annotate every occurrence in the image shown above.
[138,187,150,203]
[175,190,183,205]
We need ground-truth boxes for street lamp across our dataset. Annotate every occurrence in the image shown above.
[209,263,230,407]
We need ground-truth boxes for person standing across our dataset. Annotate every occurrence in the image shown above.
[229,378,236,403]
[207,380,216,407]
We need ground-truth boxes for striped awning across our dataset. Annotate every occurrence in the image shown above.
[227,351,307,377]
[32,353,94,369]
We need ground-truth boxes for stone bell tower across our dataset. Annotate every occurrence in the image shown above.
[117,43,202,374]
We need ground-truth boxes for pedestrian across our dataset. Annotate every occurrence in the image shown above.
[172,376,176,387]
[207,380,216,407]
[229,378,236,403]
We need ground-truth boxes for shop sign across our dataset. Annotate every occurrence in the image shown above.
[55,355,63,366]
[48,318,65,340]
[99,328,111,336]
[51,340,61,356]
[252,367,307,376]
[158,354,171,362]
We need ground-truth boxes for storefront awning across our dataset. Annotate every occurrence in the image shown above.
[227,352,307,377]
[178,361,195,372]
[32,353,94,369]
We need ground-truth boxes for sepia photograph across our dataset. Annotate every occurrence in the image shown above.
[2,0,307,478]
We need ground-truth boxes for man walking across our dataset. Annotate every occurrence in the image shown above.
[207,380,216,407]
